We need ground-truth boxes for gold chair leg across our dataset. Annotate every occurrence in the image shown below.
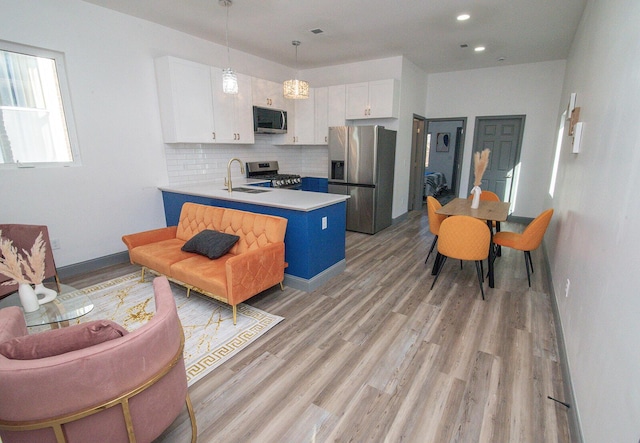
[185,392,197,443]
[279,281,284,290]
[140,267,146,283]
[232,305,237,325]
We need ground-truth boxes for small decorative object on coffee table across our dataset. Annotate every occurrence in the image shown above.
[0,230,57,312]
[470,149,491,209]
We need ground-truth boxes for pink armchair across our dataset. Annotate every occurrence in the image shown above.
[0,276,196,443]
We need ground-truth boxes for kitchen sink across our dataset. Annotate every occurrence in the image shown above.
[223,187,271,194]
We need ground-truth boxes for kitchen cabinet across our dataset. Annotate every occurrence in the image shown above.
[314,87,328,144]
[251,77,286,110]
[155,56,216,143]
[327,85,347,127]
[290,89,316,144]
[345,79,399,119]
[314,85,347,143]
[302,177,329,193]
[211,69,254,144]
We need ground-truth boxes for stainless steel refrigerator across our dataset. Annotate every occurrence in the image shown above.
[328,125,396,234]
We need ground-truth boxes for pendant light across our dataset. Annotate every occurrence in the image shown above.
[283,41,309,99]
[219,0,238,94]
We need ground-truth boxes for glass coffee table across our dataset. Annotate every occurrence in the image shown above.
[0,284,94,328]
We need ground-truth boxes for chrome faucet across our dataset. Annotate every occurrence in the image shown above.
[225,158,244,193]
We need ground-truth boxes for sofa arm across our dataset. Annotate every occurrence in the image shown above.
[122,226,178,251]
[225,242,286,305]
[0,307,28,344]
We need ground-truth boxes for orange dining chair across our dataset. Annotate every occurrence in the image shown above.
[430,215,491,300]
[425,196,447,264]
[492,209,554,287]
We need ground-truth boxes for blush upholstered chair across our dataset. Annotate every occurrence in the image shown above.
[430,215,491,299]
[492,208,554,287]
[425,196,447,264]
[0,224,61,300]
[0,276,196,443]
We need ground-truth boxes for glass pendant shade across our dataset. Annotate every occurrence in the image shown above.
[283,40,309,99]
[220,0,237,94]
[283,78,309,99]
[222,68,238,94]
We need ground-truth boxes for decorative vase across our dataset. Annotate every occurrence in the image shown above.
[18,283,40,313]
[470,186,482,209]
[34,283,58,304]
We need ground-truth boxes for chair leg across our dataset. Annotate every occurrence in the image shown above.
[185,391,198,443]
[480,259,485,282]
[475,260,486,300]
[425,235,438,263]
[526,250,534,274]
[524,251,532,287]
[430,255,447,290]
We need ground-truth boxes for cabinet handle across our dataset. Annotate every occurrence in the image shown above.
[212,132,216,140]
[237,133,240,140]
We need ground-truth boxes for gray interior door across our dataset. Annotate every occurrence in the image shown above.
[469,116,524,201]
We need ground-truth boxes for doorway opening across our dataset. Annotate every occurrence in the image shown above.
[424,118,466,204]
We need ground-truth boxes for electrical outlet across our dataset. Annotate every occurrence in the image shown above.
[322,216,328,230]
[565,278,570,297]
[51,238,61,250]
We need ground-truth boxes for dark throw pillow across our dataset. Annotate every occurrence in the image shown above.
[0,320,128,360]
[181,229,240,259]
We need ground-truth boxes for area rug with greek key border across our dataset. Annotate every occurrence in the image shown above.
[29,272,284,386]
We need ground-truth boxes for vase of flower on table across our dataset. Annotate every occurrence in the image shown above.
[0,230,58,312]
[471,149,490,209]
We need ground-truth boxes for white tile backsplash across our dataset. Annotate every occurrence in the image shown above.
[164,137,328,186]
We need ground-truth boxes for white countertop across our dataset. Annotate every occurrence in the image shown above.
[159,179,348,212]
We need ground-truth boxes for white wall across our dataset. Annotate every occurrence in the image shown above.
[0,0,293,267]
[545,0,640,440]
[426,61,566,217]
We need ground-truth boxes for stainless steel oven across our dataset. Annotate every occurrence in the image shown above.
[245,161,301,189]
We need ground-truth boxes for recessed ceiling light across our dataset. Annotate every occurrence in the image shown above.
[310,28,324,34]
[460,44,469,48]
[474,46,486,52]
[457,14,470,21]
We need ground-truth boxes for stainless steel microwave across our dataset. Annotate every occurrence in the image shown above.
[253,106,287,134]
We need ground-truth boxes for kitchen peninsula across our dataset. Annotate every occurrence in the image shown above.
[159,181,349,292]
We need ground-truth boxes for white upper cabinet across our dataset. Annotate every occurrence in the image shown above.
[327,84,346,128]
[211,69,254,144]
[251,77,286,110]
[155,56,216,143]
[312,85,346,145]
[293,89,316,144]
[314,87,329,144]
[345,79,399,119]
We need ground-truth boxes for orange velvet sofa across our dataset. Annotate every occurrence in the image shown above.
[122,202,288,323]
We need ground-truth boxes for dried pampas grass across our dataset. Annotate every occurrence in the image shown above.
[473,149,491,186]
[0,230,47,286]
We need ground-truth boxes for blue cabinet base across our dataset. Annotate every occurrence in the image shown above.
[161,191,346,293]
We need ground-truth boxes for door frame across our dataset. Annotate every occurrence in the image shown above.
[469,114,525,202]
[408,115,427,211]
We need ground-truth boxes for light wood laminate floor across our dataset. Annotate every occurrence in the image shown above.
[66,210,572,443]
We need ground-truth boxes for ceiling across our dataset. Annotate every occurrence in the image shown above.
[81,0,586,74]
